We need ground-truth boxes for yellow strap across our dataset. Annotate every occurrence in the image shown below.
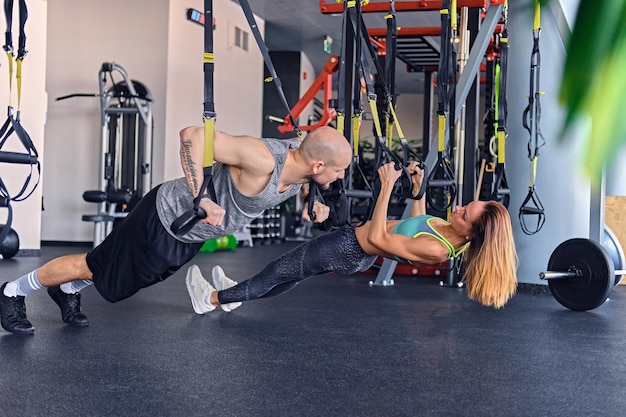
[203,118,215,167]
[383,113,391,148]
[204,52,214,63]
[368,98,383,139]
[16,58,23,111]
[497,129,505,164]
[438,113,446,152]
[451,0,457,31]
[533,0,540,31]
[529,157,538,187]
[352,114,360,157]
[385,114,394,144]
[388,104,405,139]
[336,112,345,136]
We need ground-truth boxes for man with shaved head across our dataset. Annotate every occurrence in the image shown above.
[0,125,352,334]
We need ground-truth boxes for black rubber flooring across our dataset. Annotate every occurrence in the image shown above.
[1,241,626,417]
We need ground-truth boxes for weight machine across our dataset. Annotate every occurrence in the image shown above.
[57,62,153,246]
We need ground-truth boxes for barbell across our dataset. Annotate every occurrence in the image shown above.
[539,238,625,311]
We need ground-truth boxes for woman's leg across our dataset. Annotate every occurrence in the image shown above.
[218,226,377,304]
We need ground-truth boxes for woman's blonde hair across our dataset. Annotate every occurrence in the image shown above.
[462,201,518,308]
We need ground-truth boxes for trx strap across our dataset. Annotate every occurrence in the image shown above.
[239,0,301,140]
[519,0,545,235]
[171,0,217,235]
[427,0,457,212]
[0,0,40,244]
[307,0,365,228]
[491,6,510,208]
[353,2,426,220]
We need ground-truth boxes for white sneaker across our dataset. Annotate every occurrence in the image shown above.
[185,265,216,315]
[212,265,242,312]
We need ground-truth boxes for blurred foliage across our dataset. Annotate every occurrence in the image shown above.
[540,0,626,180]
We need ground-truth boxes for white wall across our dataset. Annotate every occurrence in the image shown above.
[44,0,264,242]
[44,0,169,242]
[0,0,47,251]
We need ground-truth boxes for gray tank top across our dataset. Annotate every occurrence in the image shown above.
[156,137,302,243]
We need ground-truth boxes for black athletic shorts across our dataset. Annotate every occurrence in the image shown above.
[87,185,203,303]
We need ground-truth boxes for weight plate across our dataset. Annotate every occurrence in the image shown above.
[603,225,625,286]
[547,238,614,311]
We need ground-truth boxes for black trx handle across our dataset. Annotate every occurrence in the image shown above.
[426,151,457,212]
[170,170,215,235]
[401,145,427,201]
[170,205,208,236]
[519,186,545,235]
[491,161,510,207]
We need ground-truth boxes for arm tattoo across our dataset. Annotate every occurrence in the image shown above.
[181,139,200,194]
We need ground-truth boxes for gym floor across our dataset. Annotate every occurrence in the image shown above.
[1,242,625,417]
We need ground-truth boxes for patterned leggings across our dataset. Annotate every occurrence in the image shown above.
[218,226,377,304]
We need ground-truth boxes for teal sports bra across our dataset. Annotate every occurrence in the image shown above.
[391,215,468,264]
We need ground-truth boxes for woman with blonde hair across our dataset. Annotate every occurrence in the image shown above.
[187,161,518,312]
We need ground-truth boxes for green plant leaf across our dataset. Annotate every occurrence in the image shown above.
[559,0,625,136]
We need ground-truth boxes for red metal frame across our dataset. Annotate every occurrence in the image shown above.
[274,55,340,135]
[320,0,489,14]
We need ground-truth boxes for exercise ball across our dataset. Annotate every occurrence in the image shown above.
[0,225,19,259]
[200,235,237,253]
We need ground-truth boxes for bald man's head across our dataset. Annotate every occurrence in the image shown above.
[299,126,352,168]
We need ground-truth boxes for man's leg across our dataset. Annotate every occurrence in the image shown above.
[1,254,93,334]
